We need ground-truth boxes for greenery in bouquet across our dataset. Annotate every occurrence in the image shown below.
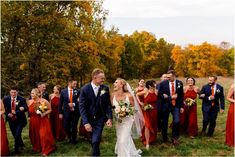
[184,98,196,107]
[143,103,153,111]
[114,100,135,123]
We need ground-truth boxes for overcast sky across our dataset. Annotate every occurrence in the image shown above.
[103,0,235,46]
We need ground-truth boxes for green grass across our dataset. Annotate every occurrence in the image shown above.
[5,77,234,156]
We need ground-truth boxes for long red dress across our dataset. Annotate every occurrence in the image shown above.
[29,102,56,155]
[141,92,158,145]
[50,96,66,141]
[79,119,90,140]
[180,89,198,137]
[225,92,234,147]
[1,115,9,156]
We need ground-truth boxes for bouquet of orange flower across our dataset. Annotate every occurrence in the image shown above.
[114,100,135,123]
[36,101,48,115]
[143,103,153,111]
[184,98,196,107]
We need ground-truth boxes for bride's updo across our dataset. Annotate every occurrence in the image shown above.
[116,78,128,92]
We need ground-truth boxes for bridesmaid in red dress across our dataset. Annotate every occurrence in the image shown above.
[49,85,66,141]
[225,84,234,147]
[135,79,145,109]
[28,88,55,156]
[180,77,200,138]
[136,80,157,150]
[0,100,9,156]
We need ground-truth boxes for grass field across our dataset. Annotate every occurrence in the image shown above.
[5,77,234,156]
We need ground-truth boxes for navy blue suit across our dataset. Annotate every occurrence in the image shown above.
[156,83,163,132]
[59,87,80,143]
[200,83,225,136]
[158,79,184,141]
[3,95,28,152]
[79,83,112,156]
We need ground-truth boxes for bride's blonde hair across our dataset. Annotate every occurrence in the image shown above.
[116,78,128,92]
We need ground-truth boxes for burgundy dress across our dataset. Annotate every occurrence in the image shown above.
[50,96,66,141]
[29,102,56,155]
[1,115,9,156]
[180,89,198,137]
[225,92,234,147]
[137,89,144,111]
[141,92,158,145]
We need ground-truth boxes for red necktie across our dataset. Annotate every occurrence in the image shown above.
[171,82,176,106]
[11,99,15,111]
[69,89,73,103]
[211,85,215,106]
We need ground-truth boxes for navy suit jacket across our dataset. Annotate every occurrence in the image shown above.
[158,79,184,111]
[200,83,225,112]
[59,88,80,114]
[79,83,112,125]
[3,95,28,127]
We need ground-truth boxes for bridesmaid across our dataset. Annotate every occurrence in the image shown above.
[180,77,200,138]
[49,85,66,141]
[0,100,9,156]
[135,79,145,108]
[136,80,157,150]
[28,88,55,156]
[225,84,234,147]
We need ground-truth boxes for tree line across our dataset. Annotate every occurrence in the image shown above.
[1,1,234,96]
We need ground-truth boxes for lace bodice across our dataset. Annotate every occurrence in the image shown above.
[113,95,130,107]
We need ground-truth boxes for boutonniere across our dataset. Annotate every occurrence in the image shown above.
[100,89,106,96]
[177,82,181,88]
[74,90,78,96]
[15,101,20,106]
[216,89,220,93]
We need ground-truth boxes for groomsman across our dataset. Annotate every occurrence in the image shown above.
[158,70,184,145]
[200,76,224,137]
[3,86,28,154]
[156,74,168,132]
[37,82,49,101]
[59,77,80,144]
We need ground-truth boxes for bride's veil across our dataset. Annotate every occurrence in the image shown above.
[126,82,144,139]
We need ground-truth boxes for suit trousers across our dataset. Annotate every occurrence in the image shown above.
[9,120,24,151]
[202,107,218,136]
[63,111,80,142]
[162,107,180,140]
[91,117,104,156]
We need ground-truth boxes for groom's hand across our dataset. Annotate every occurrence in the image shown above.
[106,119,112,128]
[85,123,92,132]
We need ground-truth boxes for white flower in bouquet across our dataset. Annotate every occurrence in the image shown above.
[115,105,121,113]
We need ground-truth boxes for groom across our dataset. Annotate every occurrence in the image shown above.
[79,68,112,156]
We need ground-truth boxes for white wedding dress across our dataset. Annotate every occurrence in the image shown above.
[113,95,142,157]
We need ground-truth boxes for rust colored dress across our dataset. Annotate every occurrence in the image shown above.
[141,92,158,145]
[29,102,56,155]
[50,96,66,141]
[225,92,234,147]
[180,89,198,137]
[1,115,9,156]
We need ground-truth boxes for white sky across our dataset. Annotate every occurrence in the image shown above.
[103,0,235,46]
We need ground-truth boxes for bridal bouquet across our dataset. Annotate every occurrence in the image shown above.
[184,98,196,107]
[143,103,153,111]
[36,101,48,115]
[114,100,135,123]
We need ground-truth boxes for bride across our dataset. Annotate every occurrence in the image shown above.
[111,78,144,157]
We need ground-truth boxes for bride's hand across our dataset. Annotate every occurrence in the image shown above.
[106,119,112,128]
[85,123,92,132]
